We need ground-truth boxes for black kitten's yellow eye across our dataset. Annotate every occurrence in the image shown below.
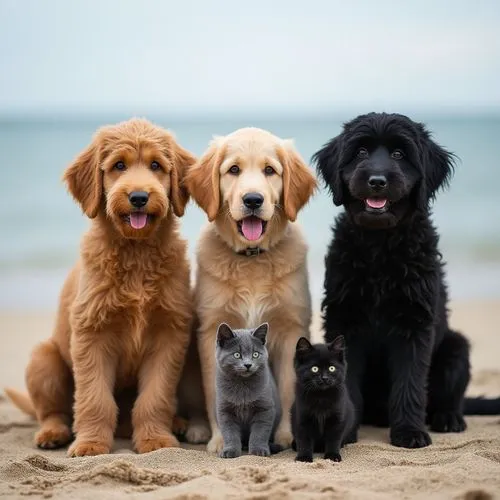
[391,150,404,160]
[229,165,240,175]
[357,148,369,159]
[328,366,336,373]
[252,352,259,358]
[311,366,319,373]
[114,161,126,171]
[264,165,275,176]
[151,161,161,171]
[233,352,241,359]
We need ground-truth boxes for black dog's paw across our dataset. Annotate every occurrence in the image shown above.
[295,453,313,463]
[429,412,467,433]
[390,428,432,449]
[324,452,342,462]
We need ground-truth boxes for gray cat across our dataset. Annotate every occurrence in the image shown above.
[215,323,282,458]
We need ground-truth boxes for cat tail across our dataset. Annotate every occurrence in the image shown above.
[4,388,36,418]
[464,396,500,415]
[269,443,284,454]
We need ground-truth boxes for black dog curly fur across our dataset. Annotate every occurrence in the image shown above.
[313,112,499,449]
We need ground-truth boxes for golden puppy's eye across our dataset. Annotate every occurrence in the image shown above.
[391,150,404,160]
[229,165,240,175]
[233,352,241,359]
[264,166,275,176]
[328,366,336,373]
[357,148,369,159]
[151,161,161,171]
[114,161,126,171]
[311,366,319,373]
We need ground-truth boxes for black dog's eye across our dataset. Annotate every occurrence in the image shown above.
[357,148,369,159]
[264,165,275,176]
[391,150,404,160]
[151,161,161,171]
[229,165,240,175]
[114,161,126,171]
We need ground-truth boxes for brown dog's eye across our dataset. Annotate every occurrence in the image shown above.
[151,161,161,171]
[229,165,240,175]
[357,148,369,159]
[391,150,404,160]
[114,161,126,171]
[264,166,275,176]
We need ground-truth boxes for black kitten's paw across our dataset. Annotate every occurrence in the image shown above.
[249,446,270,457]
[429,412,467,433]
[390,428,432,449]
[324,452,342,462]
[220,448,241,458]
[295,453,313,463]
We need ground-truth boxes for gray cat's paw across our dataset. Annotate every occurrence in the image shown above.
[249,446,270,457]
[220,448,241,458]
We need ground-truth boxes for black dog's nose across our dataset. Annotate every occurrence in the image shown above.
[368,175,387,190]
[243,192,264,210]
[244,363,252,370]
[129,191,149,208]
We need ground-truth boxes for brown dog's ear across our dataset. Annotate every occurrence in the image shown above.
[62,131,104,218]
[185,137,225,221]
[170,141,196,217]
[279,140,317,222]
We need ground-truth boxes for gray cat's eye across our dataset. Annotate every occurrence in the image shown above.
[311,366,319,373]
[328,365,336,373]
[252,352,259,358]
[233,352,241,359]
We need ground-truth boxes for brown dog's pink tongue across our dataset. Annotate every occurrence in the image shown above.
[241,216,263,241]
[130,213,148,229]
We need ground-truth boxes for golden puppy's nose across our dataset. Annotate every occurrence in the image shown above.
[242,192,264,210]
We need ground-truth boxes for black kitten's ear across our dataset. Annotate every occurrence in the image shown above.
[296,337,313,354]
[417,124,456,208]
[312,136,344,206]
[327,335,345,360]
[217,323,235,347]
[252,323,268,345]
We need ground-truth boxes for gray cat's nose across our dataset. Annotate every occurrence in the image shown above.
[244,363,252,370]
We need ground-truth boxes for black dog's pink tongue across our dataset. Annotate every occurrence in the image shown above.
[241,216,263,241]
[366,198,387,209]
[130,213,148,229]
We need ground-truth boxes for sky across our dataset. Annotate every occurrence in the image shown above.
[1,0,500,116]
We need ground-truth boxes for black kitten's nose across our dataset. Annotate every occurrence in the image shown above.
[368,175,387,190]
[243,192,264,210]
[129,191,149,208]
[244,363,252,370]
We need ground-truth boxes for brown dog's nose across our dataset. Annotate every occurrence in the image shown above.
[129,191,149,208]
[243,192,264,210]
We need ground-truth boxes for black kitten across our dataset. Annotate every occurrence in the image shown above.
[291,336,355,462]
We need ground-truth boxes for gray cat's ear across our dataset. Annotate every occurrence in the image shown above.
[327,335,345,360]
[252,323,268,345]
[217,323,235,347]
[296,337,313,354]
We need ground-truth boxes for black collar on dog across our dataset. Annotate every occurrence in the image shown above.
[237,247,265,257]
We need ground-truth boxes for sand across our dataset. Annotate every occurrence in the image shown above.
[1,301,499,499]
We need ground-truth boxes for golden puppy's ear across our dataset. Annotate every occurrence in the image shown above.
[185,138,225,222]
[279,140,317,221]
[62,132,103,218]
[170,142,196,217]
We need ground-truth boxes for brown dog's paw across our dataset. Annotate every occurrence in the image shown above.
[35,425,72,450]
[172,416,188,436]
[135,433,180,454]
[68,440,111,457]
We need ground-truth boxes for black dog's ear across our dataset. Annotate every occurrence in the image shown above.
[312,136,344,206]
[418,125,456,208]
[216,323,235,347]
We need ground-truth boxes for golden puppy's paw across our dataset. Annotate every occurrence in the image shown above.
[274,427,293,449]
[172,416,189,436]
[68,440,110,457]
[207,430,224,454]
[186,421,211,444]
[135,433,180,454]
[35,424,72,450]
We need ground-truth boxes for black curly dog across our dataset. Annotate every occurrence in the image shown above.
[313,112,500,449]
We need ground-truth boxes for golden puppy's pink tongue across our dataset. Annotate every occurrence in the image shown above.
[241,216,263,241]
[130,213,147,229]
[366,198,387,209]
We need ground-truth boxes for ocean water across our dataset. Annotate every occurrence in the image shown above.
[1,114,499,310]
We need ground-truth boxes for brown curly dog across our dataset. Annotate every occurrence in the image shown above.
[5,118,196,456]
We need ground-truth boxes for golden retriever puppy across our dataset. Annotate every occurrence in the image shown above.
[6,119,195,456]
[185,127,317,452]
